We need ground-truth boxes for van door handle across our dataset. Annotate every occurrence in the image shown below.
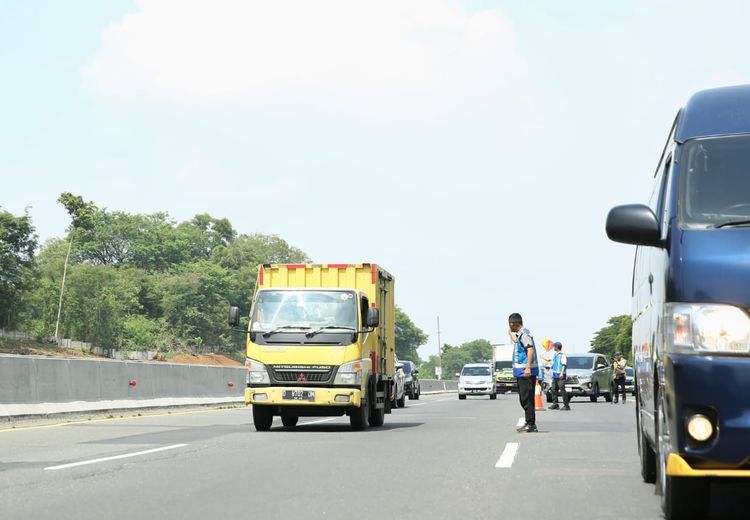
[648,273,654,294]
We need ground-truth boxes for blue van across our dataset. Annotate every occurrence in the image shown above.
[606,84,750,520]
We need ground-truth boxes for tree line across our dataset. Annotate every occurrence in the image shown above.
[0,194,429,359]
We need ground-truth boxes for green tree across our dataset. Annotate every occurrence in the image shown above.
[394,306,427,362]
[0,208,37,327]
[590,314,633,362]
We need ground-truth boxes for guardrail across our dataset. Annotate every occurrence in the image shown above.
[0,356,459,418]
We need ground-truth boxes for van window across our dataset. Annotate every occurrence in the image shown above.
[681,135,750,227]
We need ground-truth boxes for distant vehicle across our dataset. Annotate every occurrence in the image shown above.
[543,354,613,402]
[458,363,496,400]
[392,361,406,408]
[625,367,635,395]
[492,343,516,393]
[607,85,750,518]
[400,360,420,400]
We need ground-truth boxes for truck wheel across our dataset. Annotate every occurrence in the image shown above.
[368,396,385,427]
[590,384,599,402]
[656,392,709,518]
[458,394,466,400]
[281,414,298,428]
[349,401,368,431]
[252,405,274,431]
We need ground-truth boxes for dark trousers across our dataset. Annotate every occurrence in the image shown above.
[551,377,569,406]
[517,376,536,426]
[614,377,626,402]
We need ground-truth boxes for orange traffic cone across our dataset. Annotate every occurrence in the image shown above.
[534,381,545,411]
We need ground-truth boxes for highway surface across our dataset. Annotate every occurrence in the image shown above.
[2,393,748,519]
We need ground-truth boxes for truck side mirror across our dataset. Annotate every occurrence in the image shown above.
[366,307,380,327]
[228,305,241,327]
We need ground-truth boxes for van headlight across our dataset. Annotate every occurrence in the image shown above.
[245,358,270,384]
[334,360,362,385]
[665,303,750,354]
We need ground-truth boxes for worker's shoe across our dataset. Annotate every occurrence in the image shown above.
[548,404,560,410]
[516,424,538,433]
[562,405,571,411]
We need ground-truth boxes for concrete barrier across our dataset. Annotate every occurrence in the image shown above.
[0,355,458,418]
[419,379,458,394]
[0,354,246,418]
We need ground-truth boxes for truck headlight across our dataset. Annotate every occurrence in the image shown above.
[666,303,750,354]
[334,360,362,385]
[245,357,270,384]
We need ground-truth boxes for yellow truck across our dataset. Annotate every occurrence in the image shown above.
[228,263,396,431]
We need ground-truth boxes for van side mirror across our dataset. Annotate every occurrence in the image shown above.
[606,204,665,248]
[455,373,460,378]
[228,305,241,327]
[366,307,380,327]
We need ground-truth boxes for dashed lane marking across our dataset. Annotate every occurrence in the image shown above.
[495,442,519,468]
[44,443,188,471]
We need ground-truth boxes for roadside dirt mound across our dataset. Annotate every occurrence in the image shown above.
[167,353,243,366]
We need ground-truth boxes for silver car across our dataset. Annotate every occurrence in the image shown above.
[543,353,613,402]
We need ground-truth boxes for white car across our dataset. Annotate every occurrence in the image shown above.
[392,362,406,408]
[458,363,497,400]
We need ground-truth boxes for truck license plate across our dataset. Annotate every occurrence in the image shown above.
[282,390,315,401]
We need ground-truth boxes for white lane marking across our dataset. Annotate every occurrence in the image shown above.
[410,402,427,407]
[495,442,519,468]
[516,417,525,427]
[44,444,188,471]
[297,418,337,426]
[434,398,454,402]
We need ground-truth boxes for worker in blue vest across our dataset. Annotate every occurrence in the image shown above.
[509,312,539,433]
[548,341,570,410]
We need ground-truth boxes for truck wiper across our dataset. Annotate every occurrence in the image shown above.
[262,326,311,338]
[714,219,750,229]
[305,326,356,338]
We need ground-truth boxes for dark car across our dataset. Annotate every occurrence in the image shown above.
[607,84,750,518]
[400,360,420,400]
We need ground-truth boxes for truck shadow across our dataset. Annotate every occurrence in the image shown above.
[273,422,424,433]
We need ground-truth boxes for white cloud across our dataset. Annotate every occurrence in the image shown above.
[85,0,530,118]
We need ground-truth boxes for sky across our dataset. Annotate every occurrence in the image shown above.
[3,0,750,358]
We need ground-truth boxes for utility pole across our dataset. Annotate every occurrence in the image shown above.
[54,233,74,344]
[436,315,442,380]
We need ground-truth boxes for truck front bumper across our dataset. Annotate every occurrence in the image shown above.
[245,387,362,407]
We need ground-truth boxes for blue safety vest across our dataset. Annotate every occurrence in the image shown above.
[512,328,539,377]
[552,352,567,379]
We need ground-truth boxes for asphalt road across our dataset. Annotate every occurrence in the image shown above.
[2,392,747,519]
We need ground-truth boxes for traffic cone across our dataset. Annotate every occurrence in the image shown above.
[534,381,545,411]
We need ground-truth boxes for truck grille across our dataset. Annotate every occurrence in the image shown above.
[271,365,334,383]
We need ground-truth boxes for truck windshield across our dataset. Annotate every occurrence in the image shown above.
[567,356,595,369]
[681,135,750,228]
[251,290,357,332]
[495,361,512,371]
[462,367,491,376]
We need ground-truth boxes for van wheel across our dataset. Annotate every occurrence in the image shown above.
[490,393,497,400]
[638,410,656,483]
[281,414,298,428]
[458,394,466,400]
[656,391,709,518]
[252,405,274,431]
[396,395,405,408]
[413,386,420,400]
[604,384,613,402]
[590,384,599,402]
